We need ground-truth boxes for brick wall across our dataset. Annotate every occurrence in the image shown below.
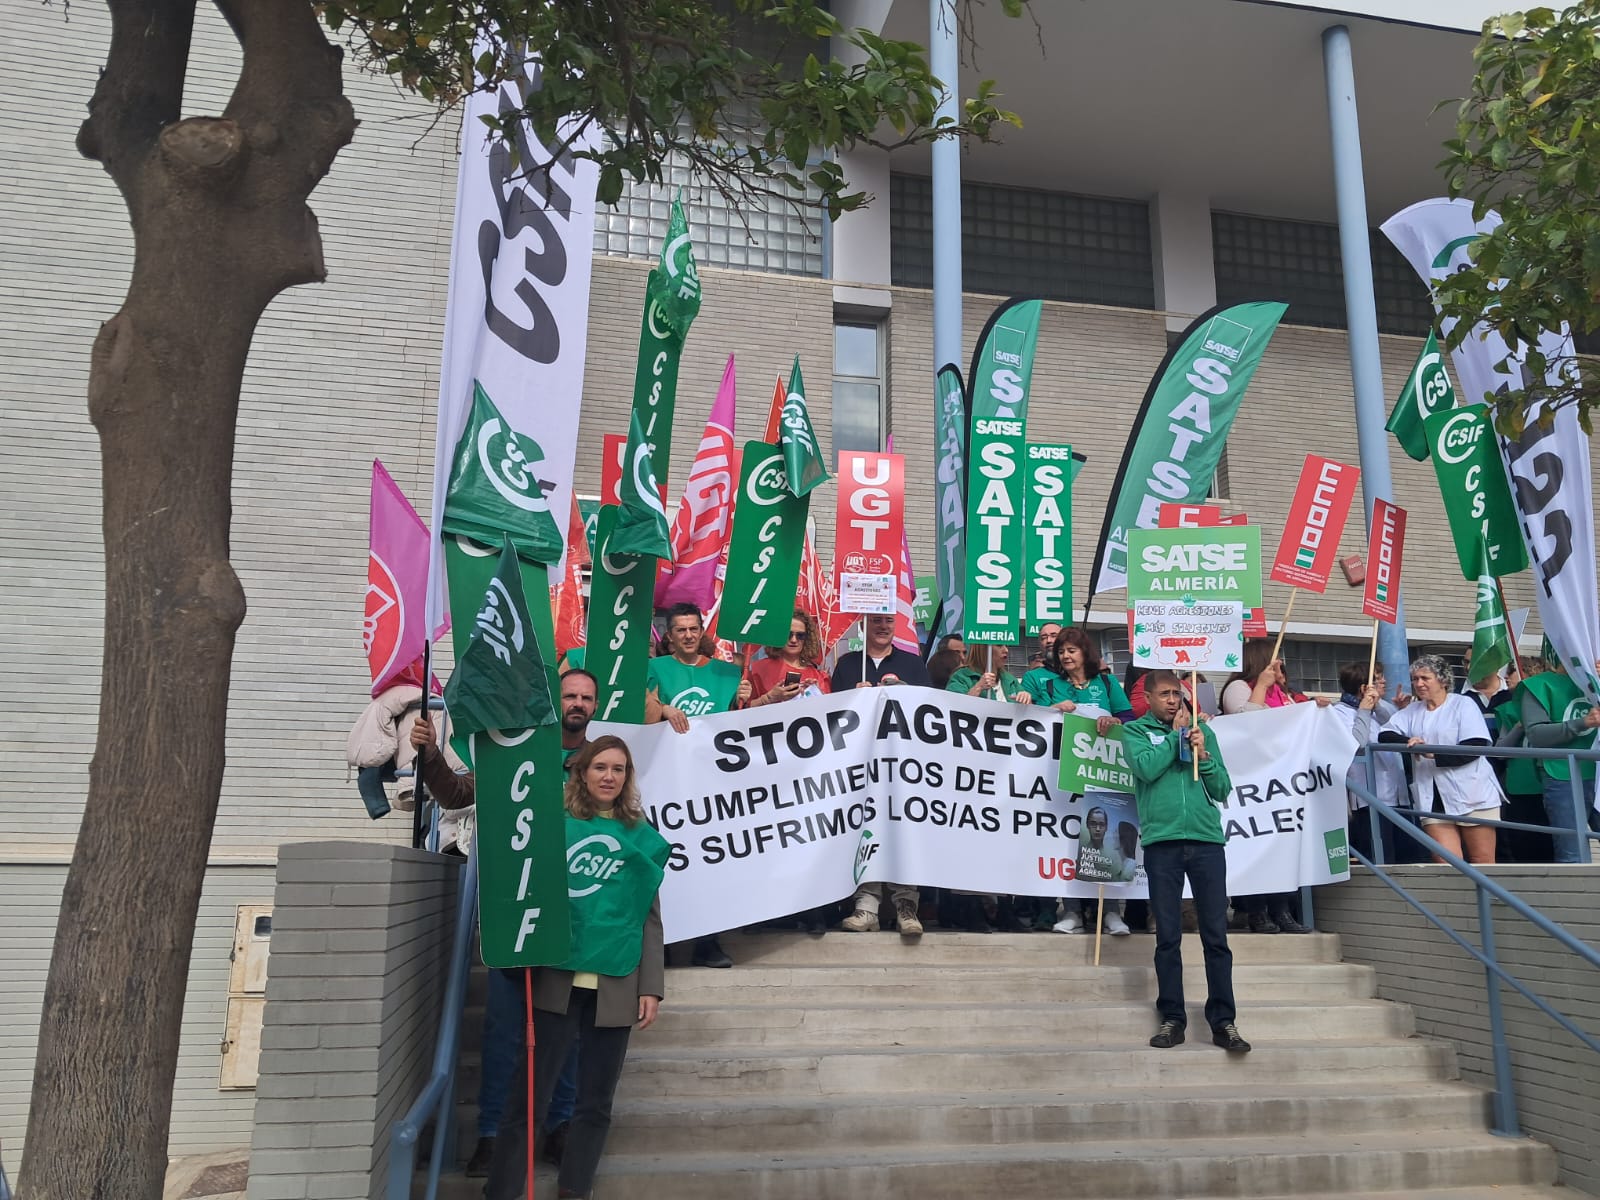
[246,844,461,1200]
[1316,866,1600,1193]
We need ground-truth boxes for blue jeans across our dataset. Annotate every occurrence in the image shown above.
[1144,839,1235,1031]
[480,969,581,1136]
[1541,774,1599,864]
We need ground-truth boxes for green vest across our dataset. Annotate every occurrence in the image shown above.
[947,666,1023,700]
[647,656,742,716]
[555,814,671,977]
[1517,672,1596,780]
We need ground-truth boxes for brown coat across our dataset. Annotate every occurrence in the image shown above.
[418,745,475,810]
[529,896,665,1027]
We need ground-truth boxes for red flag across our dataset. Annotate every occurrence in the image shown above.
[1271,454,1361,593]
[365,460,437,696]
[762,376,786,444]
[551,492,590,656]
[657,356,738,609]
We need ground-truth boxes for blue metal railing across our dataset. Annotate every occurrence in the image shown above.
[1342,753,1600,1139]
[386,842,478,1200]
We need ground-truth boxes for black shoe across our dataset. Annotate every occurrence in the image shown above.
[539,1121,568,1167]
[692,936,733,968]
[1212,1022,1252,1053]
[464,1135,495,1177]
[1149,1020,1186,1048]
[803,914,828,935]
[1271,905,1311,934]
[1247,910,1280,934]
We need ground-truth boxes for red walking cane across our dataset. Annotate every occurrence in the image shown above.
[525,968,536,1200]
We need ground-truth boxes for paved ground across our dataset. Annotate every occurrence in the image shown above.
[163,1148,248,1200]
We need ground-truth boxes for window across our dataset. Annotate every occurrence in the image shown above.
[832,321,884,460]
[1212,211,1435,336]
[890,175,1155,309]
[1209,447,1232,503]
[594,160,823,277]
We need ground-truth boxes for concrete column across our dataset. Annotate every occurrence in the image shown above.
[929,0,963,370]
[1150,192,1217,335]
[829,1,894,287]
[1322,23,1411,688]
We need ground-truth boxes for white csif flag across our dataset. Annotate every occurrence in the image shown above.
[1382,198,1600,700]
[426,56,600,632]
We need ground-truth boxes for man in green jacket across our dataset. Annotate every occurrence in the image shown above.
[1122,671,1250,1054]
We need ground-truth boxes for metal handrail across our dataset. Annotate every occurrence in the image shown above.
[1360,739,1598,863]
[386,842,478,1200]
[1342,774,1600,1137]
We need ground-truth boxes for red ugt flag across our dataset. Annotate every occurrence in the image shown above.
[657,355,738,610]
[366,460,437,696]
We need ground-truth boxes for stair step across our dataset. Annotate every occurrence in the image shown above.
[599,1080,1486,1154]
[716,929,1344,965]
[588,1130,1557,1198]
[613,1039,1458,1098]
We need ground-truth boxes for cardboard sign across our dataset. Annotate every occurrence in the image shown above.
[1127,525,1262,607]
[1024,443,1073,634]
[913,574,940,628]
[1057,713,1136,794]
[1131,599,1245,673]
[1362,500,1407,624]
[1270,455,1360,593]
[835,451,905,615]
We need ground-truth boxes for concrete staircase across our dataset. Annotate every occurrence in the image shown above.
[440,930,1564,1199]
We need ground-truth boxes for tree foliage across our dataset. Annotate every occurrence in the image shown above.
[324,0,1022,218]
[1436,4,1600,432]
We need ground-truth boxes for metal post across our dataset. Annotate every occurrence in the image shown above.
[1568,756,1591,863]
[1299,883,1315,931]
[1476,886,1520,1137]
[929,0,963,371]
[1322,25,1410,689]
[1364,748,1384,865]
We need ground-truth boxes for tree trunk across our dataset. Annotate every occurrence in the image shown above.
[18,2,355,1196]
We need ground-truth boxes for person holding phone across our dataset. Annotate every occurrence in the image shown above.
[745,610,831,705]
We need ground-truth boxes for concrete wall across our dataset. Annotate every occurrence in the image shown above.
[1316,866,1600,1194]
[247,844,461,1200]
[0,862,276,1170]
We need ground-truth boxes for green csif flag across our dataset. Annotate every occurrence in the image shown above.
[1423,405,1528,579]
[629,196,702,487]
[652,194,703,337]
[584,506,658,724]
[442,383,565,564]
[779,357,829,497]
[1387,330,1455,462]
[963,298,1041,643]
[1470,539,1514,684]
[443,535,557,736]
[608,408,673,558]
[721,440,809,645]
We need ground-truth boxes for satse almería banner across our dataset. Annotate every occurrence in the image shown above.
[594,693,1355,942]
[427,56,599,630]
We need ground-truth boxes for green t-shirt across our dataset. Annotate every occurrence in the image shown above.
[1516,671,1596,781]
[555,814,671,977]
[562,646,586,671]
[647,655,743,716]
[1021,669,1131,714]
[947,666,1024,700]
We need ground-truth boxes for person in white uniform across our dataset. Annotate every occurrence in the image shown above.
[1378,655,1503,864]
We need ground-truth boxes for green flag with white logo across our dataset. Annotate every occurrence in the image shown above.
[627,197,702,490]
[1423,405,1528,579]
[443,535,557,737]
[651,194,703,337]
[1387,330,1455,462]
[475,724,571,968]
[780,357,829,498]
[585,506,658,724]
[442,384,565,564]
[608,408,673,558]
[1470,539,1514,684]
[721,440,809,644]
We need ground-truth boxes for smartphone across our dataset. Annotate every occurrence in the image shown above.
[784,670,802,687]
[1176,728,1192,763]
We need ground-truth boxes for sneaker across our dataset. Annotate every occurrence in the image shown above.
[1212,1022,1252,1054]
[1247,910,1280,935]
[840,908,879,933]
[464,1135,495,1177]
[1149,1020,1186,1048]
[1052,912,1083,934]
[1103,911,1131,936]
[894,898,924,938]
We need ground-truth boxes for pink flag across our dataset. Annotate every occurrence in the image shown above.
[656,355,738,609]
[885,435,920,653]
[366,460,436,696]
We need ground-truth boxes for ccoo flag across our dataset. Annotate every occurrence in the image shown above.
[1470,539,1514,685]
[780,357,829,497]
[609,408,674,558]
[366,460,437,696]
[1387,330,1455,462]
[443,536,557,737]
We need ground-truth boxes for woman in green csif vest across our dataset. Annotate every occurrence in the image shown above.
[484,736,671,1200]
[1511,641,1600,864]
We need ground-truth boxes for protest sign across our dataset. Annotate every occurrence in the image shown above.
[835,451,906,615]
[600,433,627,505]
[1270,455,1360,593]
[1158,503,1222,528]
[913,575,940,629]
[1126,525,1262,607]
[583,507,658,724]
[1024,443,1073,634]
[595,694,1354,941]
[1075,793,1142,885]
[1131,599,1244,673]
[1362,500,1407,624]
[1057,712,1136,794]
[720,441,807,644]
[1424,406,1527,579]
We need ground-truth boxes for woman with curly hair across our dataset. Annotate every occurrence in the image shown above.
[486,736,670,1200]
[744,609,831,706]
[1021,627,1134,733]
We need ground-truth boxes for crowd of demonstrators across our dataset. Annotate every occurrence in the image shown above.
[1125,670,1250,1054]
[1507,640,1600,863]
[947,643,1031,703]
[1378,655,1504,865]
[485,737,669,1200]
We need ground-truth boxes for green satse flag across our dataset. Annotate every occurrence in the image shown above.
[608,408,673,558]
[1470,539,1513,684]
[780,357,829,498]
[650,195,702,338]
[443,383,564,564]
[1387,330,1455,462]
[443,536,556,737]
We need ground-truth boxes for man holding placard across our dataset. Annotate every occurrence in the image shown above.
[1125,671,1250,1055]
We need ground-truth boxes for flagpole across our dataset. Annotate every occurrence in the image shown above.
[413,639,431,851]
[1191,668,1200,782]
[524,968,536,1200]
[1269,589,1297,667]
[1493,576,1522,678]
[1366,619,1380,693]
[1093,884,1105,967]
